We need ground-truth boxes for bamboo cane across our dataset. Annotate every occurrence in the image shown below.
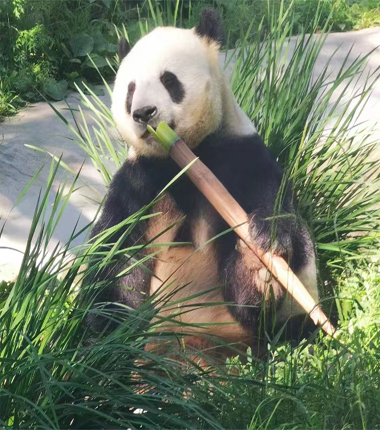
[148,122,336,337]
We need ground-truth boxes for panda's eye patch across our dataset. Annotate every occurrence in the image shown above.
[160,71,185,104]
[126,81,136,115]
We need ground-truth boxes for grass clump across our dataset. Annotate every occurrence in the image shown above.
[0,162,231,429]
[230,2,380,293]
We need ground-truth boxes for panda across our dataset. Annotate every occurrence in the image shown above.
[86,9,319,356]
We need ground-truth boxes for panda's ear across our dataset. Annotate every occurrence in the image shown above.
[195,8,224,46]
[118,36,130,62]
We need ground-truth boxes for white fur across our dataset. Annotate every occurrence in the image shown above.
[112,26,256,157]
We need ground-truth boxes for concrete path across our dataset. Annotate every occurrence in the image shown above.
[1,27,379,281]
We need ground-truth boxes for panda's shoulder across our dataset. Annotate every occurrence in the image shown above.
[197,133,282,177]
[108,159,144,196]
[110,156,172,191]
[104,157,168,213]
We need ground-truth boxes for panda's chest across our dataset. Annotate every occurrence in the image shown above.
[146,194,221,296]
[145,193,217,249]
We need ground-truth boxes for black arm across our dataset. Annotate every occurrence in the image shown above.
[196,133,312,329]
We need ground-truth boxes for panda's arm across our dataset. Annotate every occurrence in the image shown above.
[199,134,297,259]
[90,157,163,247]
[199,134,314,329]
[84,159,160,328]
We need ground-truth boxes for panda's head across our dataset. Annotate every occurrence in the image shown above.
[112,9,226,157]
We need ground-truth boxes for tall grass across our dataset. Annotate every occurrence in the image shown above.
[0,161,235,429]
[229,2,380,292]
[1,1,380,428]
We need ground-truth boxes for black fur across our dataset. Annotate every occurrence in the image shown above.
[195,8,224,45]
[223,219,313,330]
[86,133,314,334]
[160,71,185,104]
[118,36,130,62]
[126,81,135,114]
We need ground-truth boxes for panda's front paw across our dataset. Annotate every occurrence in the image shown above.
[248,209,294,259]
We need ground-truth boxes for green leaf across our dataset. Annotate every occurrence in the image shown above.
[107,42,117,53]
[69,77,88,91]
[61,42,72,59]
[86,53,108,68]
[101,0,112,8]
[93,33,109,53]
[43,79,68,101]
[85,82,105,96]
[69,33,94,57]
[66,71,80,81]
[69,77,105,97]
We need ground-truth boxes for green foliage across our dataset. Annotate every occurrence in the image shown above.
[220,280,380,429]
[43,79,69,101]
[0,0,119,118]
[351,0,380,28]
[2,0,380,120]
[0,280,14,305]
[188,0,380,47]
[69,33,95,58]
[0,77,22,121]
[14,24,54,65]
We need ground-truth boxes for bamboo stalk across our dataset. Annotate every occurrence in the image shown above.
[148,123,336,337]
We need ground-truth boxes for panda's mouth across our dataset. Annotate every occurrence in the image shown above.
[140,121,175,141]
[141,129,152,139]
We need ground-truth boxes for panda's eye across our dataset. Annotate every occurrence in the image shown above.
[161,71,176,86]
[126,81,136,115]
[160,71,185,104]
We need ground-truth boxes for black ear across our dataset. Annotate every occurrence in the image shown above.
[195,8,224,45]
[118,36,130,62]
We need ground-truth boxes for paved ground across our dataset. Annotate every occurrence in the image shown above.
[1,27,379,281]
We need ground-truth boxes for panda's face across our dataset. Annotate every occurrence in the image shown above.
[112,27,222,157]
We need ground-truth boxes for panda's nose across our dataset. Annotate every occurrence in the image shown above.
[133,106,157,124]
